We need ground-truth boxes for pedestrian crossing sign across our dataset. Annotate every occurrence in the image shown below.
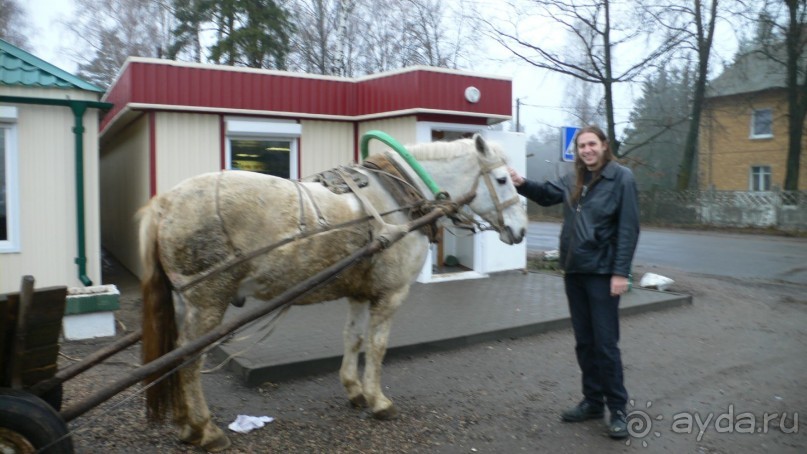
[561,126,580,162]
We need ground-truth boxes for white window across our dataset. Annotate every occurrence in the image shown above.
[751,108,773,138]
[749,165,771,191]
[0,106,20,253]
[225,118,301,179]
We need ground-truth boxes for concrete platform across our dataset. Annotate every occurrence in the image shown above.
[212,270,691,386]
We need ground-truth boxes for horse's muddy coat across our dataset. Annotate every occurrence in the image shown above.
[138,135,527,451]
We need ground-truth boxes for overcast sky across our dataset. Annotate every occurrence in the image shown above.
[22,0,741,138]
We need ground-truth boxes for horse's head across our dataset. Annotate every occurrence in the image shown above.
[466,134,527,245]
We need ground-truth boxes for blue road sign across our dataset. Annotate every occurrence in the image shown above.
[561,126,580,162]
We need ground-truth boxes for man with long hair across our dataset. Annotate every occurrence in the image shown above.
[509,125,640,439]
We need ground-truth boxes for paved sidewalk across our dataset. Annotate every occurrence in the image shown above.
[212,271,691,386]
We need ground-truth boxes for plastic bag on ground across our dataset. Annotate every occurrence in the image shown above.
[639,273,675,291]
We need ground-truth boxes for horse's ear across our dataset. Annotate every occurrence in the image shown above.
[473,133,490,157]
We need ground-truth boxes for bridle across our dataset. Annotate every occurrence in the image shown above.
[447,157,521,235]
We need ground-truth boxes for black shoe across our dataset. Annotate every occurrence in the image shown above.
[561,401,605,422]
[608,410,629,439]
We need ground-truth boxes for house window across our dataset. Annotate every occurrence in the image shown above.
[749,165,771,191]
[225,118,301,179]
[0,106,20,253]
[751,108,773,138]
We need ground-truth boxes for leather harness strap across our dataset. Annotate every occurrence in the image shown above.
[362,152,441,242]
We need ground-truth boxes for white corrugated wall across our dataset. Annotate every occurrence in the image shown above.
[155,112,221,193]
[299,119,353,176]
[358,117,417,158]
[100,115,151,277]
[0,92,102,293]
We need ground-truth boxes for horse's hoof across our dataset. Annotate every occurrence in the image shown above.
[202,435,231,452]
[179,423,230,452]
[349,394,368,408]
[178,427,202,445]
[373,405,399,420]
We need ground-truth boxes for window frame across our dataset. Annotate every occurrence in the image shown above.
[749,165,772,192]
[224,118,301,179]
[0,106,20,253]
[750,108,773,139]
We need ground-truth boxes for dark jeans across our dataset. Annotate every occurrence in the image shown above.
[564,273,628,413]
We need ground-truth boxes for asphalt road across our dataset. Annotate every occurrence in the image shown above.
[527,221,807,285]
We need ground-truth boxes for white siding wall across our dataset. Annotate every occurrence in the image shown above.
[0,98,102,292]
[155,112,221,193]
[100,116,151,277]
[358,117,417,158]
[299,120,353,176]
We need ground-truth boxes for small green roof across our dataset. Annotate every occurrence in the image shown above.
[0,38,104,93]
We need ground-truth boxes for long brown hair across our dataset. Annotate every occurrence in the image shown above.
[570,125,615,204]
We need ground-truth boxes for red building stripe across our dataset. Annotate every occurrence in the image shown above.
[101,60,511,134]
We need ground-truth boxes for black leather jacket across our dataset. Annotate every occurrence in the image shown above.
[517,161,640,276]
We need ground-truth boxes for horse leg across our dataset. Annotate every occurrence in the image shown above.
[340,298,369,408]
[172,291,231,452]
[364,286,409,420]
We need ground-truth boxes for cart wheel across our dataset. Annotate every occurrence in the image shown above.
[0,388,74,453]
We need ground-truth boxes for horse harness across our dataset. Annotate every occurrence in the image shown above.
[361,153,441,242]
[178,151,518,294]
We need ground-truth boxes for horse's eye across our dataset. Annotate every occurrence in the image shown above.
[496,177,507,185]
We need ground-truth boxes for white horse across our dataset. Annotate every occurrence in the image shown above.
[138,134,527,451]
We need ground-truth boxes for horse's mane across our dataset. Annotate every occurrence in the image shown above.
[407,138,508,166]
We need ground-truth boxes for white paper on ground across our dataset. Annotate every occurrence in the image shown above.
[228,415,275,433]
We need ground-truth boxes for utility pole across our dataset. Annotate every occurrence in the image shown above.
[515,98,522,132]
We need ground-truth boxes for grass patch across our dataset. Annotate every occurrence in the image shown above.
[526,252,562,273]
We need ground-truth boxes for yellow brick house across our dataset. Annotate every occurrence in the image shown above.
[699,49,807,191]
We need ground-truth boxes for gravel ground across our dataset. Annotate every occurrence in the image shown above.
[56,259,807,453]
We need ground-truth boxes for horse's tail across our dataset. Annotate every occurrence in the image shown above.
[138,199,180,422]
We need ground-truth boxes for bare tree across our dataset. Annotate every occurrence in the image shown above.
[401,0,481,68]
[287,0,481,76]
[286,0,335,74]
[484,0,682,155]
[640,0,720,190]
[64,0,174,88]
[0,0,32,50]
[754,0,806,191]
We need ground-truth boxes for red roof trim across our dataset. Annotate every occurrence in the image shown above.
[101,60,512,134]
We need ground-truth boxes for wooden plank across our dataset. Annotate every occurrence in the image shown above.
[20,344,61,369]
[0,294,13,386]
[25,287,68,325]
[21,287,66,386]
[24,322,64,349]
[10,276,35,388]
[21,365,58,387]
[3,282,67,389]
